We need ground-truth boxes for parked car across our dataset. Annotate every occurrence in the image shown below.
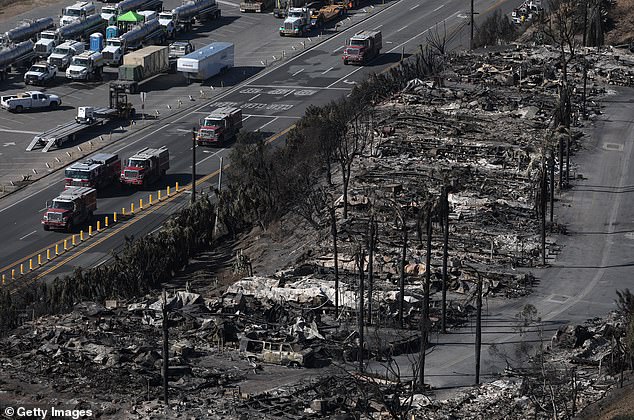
[0,91,61,112]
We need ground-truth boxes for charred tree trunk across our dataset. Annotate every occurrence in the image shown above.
[330,207,340,318]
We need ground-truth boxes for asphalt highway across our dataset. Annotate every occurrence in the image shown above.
[0,0,526,282]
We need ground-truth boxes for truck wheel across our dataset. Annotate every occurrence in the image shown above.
[50,101,59,108]
[14,105,23,113]
[344,60,348,65]
[289,362,301,369]
[43,225,50,231]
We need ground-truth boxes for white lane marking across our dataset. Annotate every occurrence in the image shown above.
[19,230,37,240]
[292,68,304,76]
[257,117,279,131]
[321,66,333,74]
[433,4,445,11]
[38,207,46,212]
[244,114,299,119]
[249,93,261,101]
[332,45,344,53]
[217,0,239,6]
[242,115,252,121]
[410,4,419,9]
[327,65,364,88]
[373,25,383,30]
[0,0,403,215]
[283,90,294,97]
[397,25,407,32]
[176,128,193,133]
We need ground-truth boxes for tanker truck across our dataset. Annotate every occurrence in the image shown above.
[0,41,37,81]
[158,0,221,37]
[102,19,166,66]
[101,0,164,25]
[34,14,107,57]
[1,18,55,45]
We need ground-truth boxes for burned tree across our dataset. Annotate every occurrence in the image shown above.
[332,98,373,220]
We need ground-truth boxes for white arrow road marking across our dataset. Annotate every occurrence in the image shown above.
[0,129,38,135]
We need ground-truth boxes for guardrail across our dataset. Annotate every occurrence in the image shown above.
[1,181,183,288]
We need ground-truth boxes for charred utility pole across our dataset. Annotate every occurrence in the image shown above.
[367,217,376,325]
[549,148,555,223]
[191,127,196,203]
[161,290,169,405]
[330,207,340,318]
[583,0,588,47]
[541,163,547,266]
[470,0,474,50]
[558,137,564,188]
[475,270,482,385]
[441,187,449,334]
[357,249,365,373]
[566,132,571,186]
[582,60,588,120]
[419,209,432,388]
[399,227,407,328]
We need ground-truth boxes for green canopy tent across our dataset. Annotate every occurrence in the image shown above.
[117,10,144,32]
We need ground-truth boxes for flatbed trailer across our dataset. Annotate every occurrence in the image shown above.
[27,108,117,152]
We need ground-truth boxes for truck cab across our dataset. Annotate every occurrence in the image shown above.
[158,10,177,38]
[60,1,97,27]
[34,31,61,57]
[280,7,311,37]
[102,37,125,66]
[66,50,104,80]
[120,146,169,186]
[64,153,121,189]
[48,40,85,70]
[342,30,382,65]
[42,186,97,231]
[24,62,57,85]
[197,107,242,146]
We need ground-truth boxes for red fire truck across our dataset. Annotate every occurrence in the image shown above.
[342,30,382,65]
[42,186,97,231]
[64,153,121,190]
[196,107,243,146]
[120,146,170,186]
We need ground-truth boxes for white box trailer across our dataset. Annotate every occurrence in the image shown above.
[177,42,234,81]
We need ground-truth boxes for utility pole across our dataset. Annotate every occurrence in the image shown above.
[191,127,196,204]
[161,290,169,405]
[541,163,547,266]
[582,60,588,120]
[357,249,365,373]
[367,217,375,325]
[470,0,474,50]
[475,270,482,385]
[399,227,407,328]
[549,148,555,223]
[441,187,449,334]
[419,209,432,388]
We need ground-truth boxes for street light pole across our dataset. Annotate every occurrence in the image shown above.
[191,127,196,204]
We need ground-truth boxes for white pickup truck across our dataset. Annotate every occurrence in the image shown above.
[24,62,58,86]
[0,91,62,113]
